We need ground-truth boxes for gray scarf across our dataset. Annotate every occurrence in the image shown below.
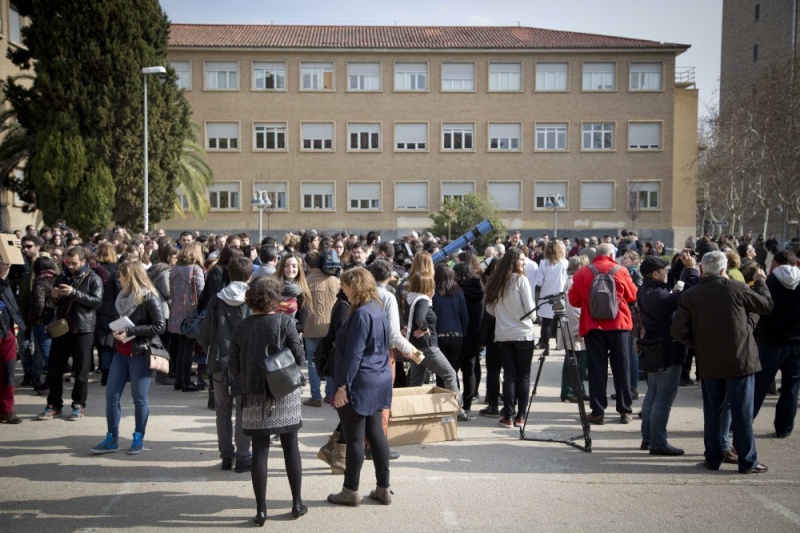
[116,290,150,317]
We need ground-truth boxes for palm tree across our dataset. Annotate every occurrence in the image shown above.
[174,124,213,219]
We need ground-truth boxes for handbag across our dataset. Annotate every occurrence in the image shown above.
[149,337,170,374]
[263,342,305,399]
[637,337,668,373]
[313,337,336,379]
[46,271,89,338]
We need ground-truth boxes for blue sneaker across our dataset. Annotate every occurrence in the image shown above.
[91,433,119,454]
[128,432,144,455]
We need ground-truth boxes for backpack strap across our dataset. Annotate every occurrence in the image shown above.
[589,264,599,276]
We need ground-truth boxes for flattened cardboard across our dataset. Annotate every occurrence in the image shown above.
[387,385,460,446]
[0,234,25,265]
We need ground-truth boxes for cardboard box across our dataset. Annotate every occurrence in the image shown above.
[0,234,25,265]
[387,385,459,446]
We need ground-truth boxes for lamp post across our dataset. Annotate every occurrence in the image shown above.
[545,194,566,238]
[251,191,273,243]
[141,65,167,234]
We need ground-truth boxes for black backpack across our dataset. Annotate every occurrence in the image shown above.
[322,248,342,276]
[588,265,623,320]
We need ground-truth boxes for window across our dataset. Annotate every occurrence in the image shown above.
[9,7,21,44]
[753,44,759,62]
[176,189,190,211]
[394,182,428,210]
[395,63,427,91]
[628,122,662,150]
[489,63,521,91]
[170,61,191,90]
[536,123,568,151]
[582,123,614,150]
[536,63,568,91]
[488,182,522,211]
[441,182,475,203]
[582,62,615,91]
[348,63,380,91]
[208,183,241,211]
[755,4,760,20]
[488,123,521,151]
[629,63,662,91]
[253,62,286,90]
[348,123,381,151]
[301,123,334,151]
[12,169,24,207]
[301,62,334,90]
[206,122,239,150]
[395,123,427,151]
[205,61,238,90]
[581,182,614,210]
[302,183,335,210]
[348,183,381,210]
[629,182,660,210]
[442,123,474,151]
[534,182,568,210]
[441,63,475,91]
[254,182,288,210]
[253,123,286,151]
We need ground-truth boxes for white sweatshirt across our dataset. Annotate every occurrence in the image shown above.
[486,275,536,342]
[376,285,416,354]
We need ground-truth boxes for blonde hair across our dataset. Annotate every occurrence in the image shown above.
[410,251,435,278]
[409,272,435,297]
[118,261,157,304]
[544,240,566,263]
[339,267,379,312]
[275,252,311,307]
[177,243,204,266]
[96,242,118,264]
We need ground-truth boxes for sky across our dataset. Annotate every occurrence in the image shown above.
[159,0,723,116]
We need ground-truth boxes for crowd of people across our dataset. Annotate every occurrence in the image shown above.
[0,220,797,523]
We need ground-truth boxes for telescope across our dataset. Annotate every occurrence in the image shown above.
[431,219,494,264]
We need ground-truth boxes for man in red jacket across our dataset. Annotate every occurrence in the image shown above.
[568,243,639,424]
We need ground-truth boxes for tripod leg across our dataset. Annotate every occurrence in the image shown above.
[560,316,592,452]
[520,353,547,439]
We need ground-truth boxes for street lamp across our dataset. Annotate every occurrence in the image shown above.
[545,194,566,238]
[251,191,273,243]
[142,65,167,234]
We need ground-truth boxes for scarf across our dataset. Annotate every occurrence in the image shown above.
[116,289,151,317]
[36,269,57,281]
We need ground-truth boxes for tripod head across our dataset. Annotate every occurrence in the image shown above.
[521,291,566,321]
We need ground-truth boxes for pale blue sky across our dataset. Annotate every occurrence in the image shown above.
[159,0,722,116]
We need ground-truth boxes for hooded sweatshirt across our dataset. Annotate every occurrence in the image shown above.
[199,281,251,375]
[757,265,800,345]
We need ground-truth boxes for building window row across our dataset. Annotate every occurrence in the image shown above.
[170,60,665,93]
[205,121,663,153]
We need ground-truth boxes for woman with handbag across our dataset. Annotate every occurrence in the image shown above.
[228,276,307,526]
[168,243,205,392]
[91,260,165,455]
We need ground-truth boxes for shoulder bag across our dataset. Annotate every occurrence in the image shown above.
[46,271,89,338]
[149,338,171,374]
[263,317,305,398]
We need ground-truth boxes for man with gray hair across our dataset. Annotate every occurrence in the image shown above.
[672,250,772,473]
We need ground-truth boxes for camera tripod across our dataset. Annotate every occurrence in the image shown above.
[518,294,592,452]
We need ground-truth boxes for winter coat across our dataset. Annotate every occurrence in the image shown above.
[458,277,484,347]
[96,266,121,347]
[198,264,226,313]
[756,265,800,346]
[168,264,204,334]
[199,281,251,376]
[28,273,57,327]
[432,291,468,335]
[118,292,166,356]
[304,269,340,338]
[147,262,171,319]
[53,266,103,334]
[568,255,638,336]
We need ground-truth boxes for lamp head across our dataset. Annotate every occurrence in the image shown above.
[142,66,167,75]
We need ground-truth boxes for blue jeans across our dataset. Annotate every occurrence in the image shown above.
[304,337,322,401]
[641,364,681,448]
[31,325,51,378]
[754,342,800,437]
[701,375,758,472]
[106,352,152,436]
[719,396,733,451]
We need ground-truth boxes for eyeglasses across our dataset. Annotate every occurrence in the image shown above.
[23,244,34,249]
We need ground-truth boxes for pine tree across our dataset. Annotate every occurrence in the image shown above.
[3,0,194,235]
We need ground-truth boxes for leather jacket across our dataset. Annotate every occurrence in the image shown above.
[121,293,167,356]
[54,269,103,334]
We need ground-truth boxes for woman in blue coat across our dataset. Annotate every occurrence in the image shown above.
[328,267,393,507]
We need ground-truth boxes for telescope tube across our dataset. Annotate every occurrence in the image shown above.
[431,219,494,264]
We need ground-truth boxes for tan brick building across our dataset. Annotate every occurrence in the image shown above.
[162,25,697,248]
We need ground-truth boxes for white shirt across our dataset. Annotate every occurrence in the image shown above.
[376,285,415,355]
[486,275,536,342]
[533,258,569,319]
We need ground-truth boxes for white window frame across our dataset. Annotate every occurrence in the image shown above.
[170,60,192,90]
[488,123,522,152]
[488,182,523,211]
[205,122,240,151]
[441,62,475,92]
[629,62,663,91]
[253,182,289,211]
[533,181,569,211]
[394,62,428,92]
[489,62,522,92]
[348,123,381,152]
[208,182,241,212]
[301,182,336,211]
[252,61,286,91]
[582,122,615,151]
[204,61,239,90]
[394,182,429,211]
[580,181,615,211]
[582,62,616,91]
[441,181,476,204]
[300,122,335,152]
[535,62,569,92]
[253,122,287,151]
[347,182,382,211]
[535,123,569,151]
[442,123,475,152]
[394,122,428,152]
[628,181,661,210]
[300,62,334,91]
[347,62,381,91]
[628,121,663,151]
[176,188,190,212]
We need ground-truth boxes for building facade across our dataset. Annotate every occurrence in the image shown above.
[163,25,697,247]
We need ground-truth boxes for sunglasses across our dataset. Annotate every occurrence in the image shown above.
[23,244,34,249]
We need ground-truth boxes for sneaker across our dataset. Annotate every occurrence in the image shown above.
[68,405,84,421]
[303,398,322,407]
[497,417,514,428]
[0,412,22,424]
[457,410,477,422]
[128,432,144,455]
[91,433,119,454]
[37,406,62,420]
[620,413,632,424]
[479,404,500,418]
[513,416,525,428]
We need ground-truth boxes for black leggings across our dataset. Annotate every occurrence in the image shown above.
[337,403,389,491]
[436,336,463,390]
[251,431,303,513]
[459,346,479,410]
[540,318,554,348]
[484,341,502,405]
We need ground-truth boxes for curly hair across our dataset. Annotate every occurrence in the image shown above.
[484,248,524,305]
[544,240,565,264]
[245,276,282,313]
[339,267,379,313]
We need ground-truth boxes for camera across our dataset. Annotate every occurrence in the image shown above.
[393,241,413,268]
